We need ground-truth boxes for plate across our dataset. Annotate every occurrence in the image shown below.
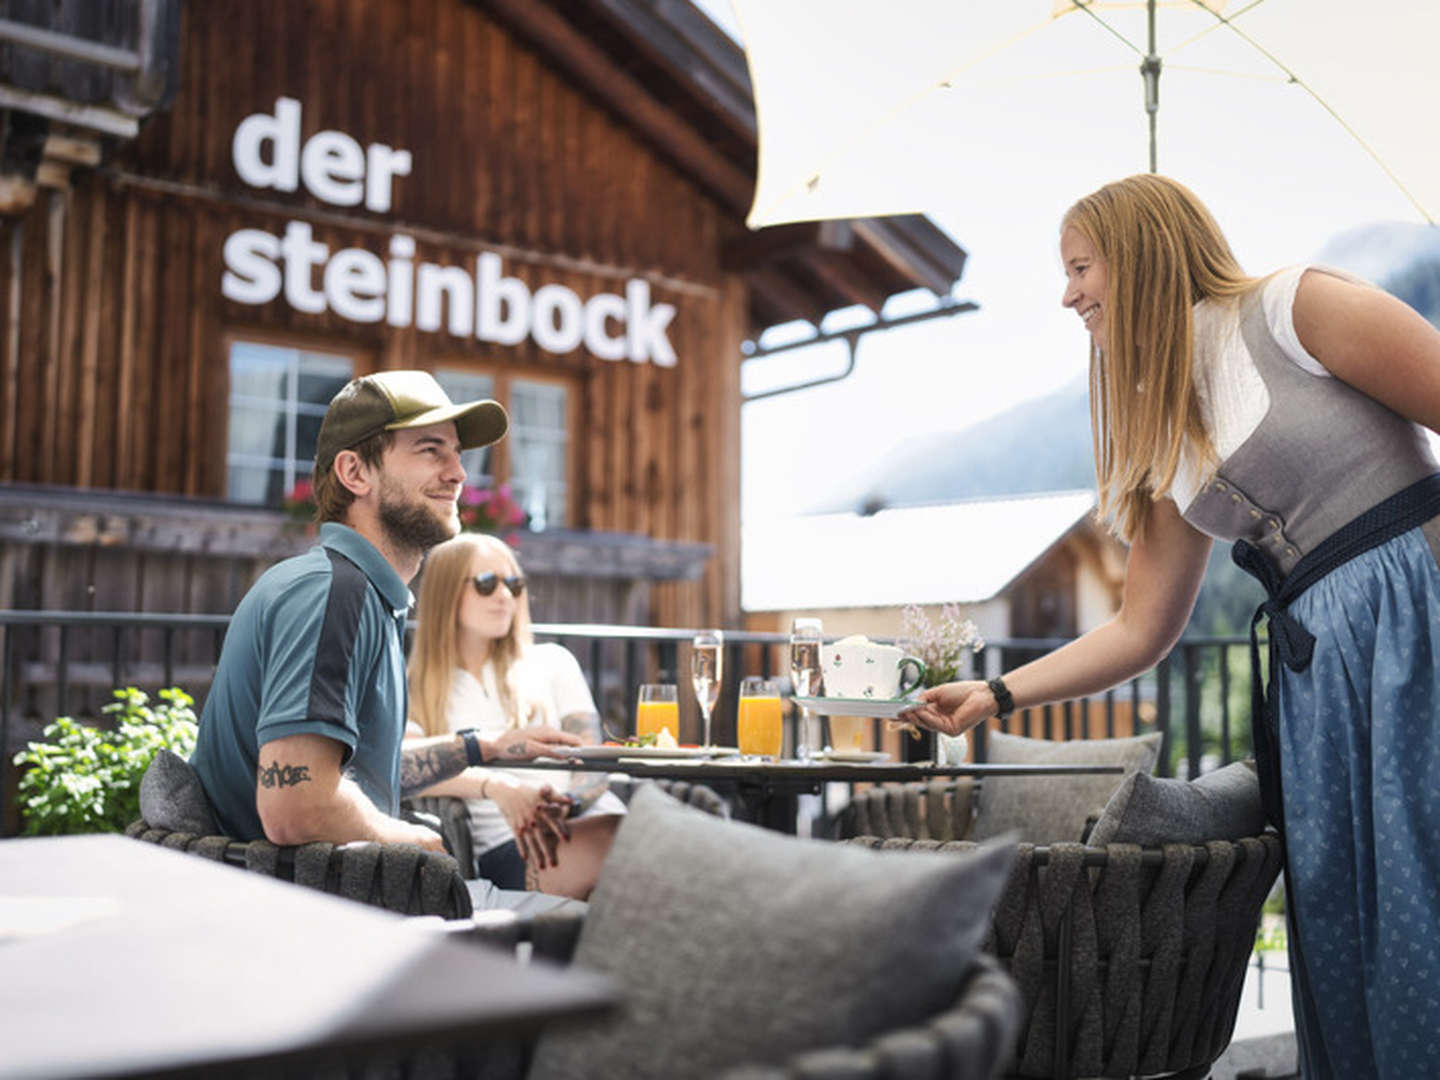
[814,749,891,763]
[792,695,921,719]
[565,745,740,761]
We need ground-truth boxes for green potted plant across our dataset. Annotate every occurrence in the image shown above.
[11,687,199,836]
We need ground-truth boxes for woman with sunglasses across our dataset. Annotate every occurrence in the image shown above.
[405,533,624,898]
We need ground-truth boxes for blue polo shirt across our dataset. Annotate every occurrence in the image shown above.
[191,523,413,841]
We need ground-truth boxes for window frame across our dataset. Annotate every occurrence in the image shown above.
[431,360,581,529]
[221,329,375,508]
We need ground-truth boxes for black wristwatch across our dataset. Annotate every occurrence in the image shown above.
[457,727,486,767]
[987,677,1015,720]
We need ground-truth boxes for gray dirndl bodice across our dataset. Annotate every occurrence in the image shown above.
[1178,284,1440,574]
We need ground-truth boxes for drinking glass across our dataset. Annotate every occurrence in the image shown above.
[789,617,824,760]
[737,676,784,758]
[691,630,724,748]
[635,683,679,741]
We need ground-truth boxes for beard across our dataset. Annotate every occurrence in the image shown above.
[377,478,459,556]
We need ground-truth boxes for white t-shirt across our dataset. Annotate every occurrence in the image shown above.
[445,643,620,854]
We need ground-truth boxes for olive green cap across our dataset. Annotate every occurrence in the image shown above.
[313,370,508,478]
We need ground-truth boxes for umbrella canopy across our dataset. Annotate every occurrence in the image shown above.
[734,0,1440,250]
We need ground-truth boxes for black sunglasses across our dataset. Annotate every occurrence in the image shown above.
[472,572,526,598]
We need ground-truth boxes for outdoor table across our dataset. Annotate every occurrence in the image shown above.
[526,757,1126,833]
[0,834,616,1080]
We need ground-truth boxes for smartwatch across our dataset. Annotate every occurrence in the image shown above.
[457,727,486,767]
[987,677,1016,720]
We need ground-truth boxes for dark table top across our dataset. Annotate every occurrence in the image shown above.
[0,834,616,1080]
[522,756,1125,785]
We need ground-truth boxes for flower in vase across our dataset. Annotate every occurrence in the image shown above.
[899,603,985,688]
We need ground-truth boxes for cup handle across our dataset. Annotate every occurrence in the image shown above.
[898,657,926,696]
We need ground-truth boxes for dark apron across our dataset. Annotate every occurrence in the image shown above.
[1232,472,1440,830]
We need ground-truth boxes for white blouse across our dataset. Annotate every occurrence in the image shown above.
[1172,265,1351,510]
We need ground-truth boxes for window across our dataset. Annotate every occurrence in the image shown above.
[431,369,496,490]
[227,341,354,505]
[434,368,571,529]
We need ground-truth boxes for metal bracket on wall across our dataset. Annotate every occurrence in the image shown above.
[740,298,978,403]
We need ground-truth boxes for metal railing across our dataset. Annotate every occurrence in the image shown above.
[1,609,1262,776]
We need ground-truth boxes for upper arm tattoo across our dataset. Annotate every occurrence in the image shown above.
[258,762,312,788]
[400,738,469,796]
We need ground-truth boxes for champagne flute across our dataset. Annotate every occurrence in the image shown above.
[789,617,823,760]
[691,630,724,749]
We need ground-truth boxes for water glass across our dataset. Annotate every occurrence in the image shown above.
[789,617,823,759]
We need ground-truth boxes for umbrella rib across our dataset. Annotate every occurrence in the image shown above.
[1183,0,1433,223]
[1068,0,1143,57]
[1170,0,1267,53]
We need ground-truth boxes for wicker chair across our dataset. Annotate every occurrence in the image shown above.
[845,834,1283,1080]
[466,907,1024,1080]
[835,778,976,842]
[124,817,475,918]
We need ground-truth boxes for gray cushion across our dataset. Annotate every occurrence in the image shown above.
[973,730,1163,844]
[527,786,1016,1080]
[139,749,221,836]
[1086,760,1264,847]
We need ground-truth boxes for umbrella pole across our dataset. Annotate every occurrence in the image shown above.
[1142,0,1160,173]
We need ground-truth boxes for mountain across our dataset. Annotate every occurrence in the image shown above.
[1318,221,1440,327]
[812,375,1094,514]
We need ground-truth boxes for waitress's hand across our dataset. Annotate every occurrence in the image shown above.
[895,680,994,737]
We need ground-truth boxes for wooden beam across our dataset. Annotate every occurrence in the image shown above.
[744,267,826,327]
[42,134,102,167]
[475,0,754,211]
[793,250,890,314]
[721,220,852,271]
[852,218,961,297]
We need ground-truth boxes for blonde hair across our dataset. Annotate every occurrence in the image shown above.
[408,533,534,737]
[1063,174,1258,541]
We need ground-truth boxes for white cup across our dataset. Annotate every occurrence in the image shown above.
[821,635,926,700]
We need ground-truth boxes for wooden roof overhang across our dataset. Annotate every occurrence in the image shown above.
[469,0,969,338]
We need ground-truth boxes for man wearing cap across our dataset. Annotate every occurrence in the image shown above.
[191,371,581,900]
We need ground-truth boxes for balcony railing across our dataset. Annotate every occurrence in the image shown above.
[1,610,1264,831]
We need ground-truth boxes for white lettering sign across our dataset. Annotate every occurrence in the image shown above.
[222,97,677,366]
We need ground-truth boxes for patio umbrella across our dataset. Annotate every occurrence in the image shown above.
[732,0,1440,246]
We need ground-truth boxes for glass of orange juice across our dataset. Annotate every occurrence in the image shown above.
[636,683,680,742]
[737,677,783,758]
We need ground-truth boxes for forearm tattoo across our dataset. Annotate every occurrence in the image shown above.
[258,762,311,788]
[400,738,469,796]
[561,711,600,739]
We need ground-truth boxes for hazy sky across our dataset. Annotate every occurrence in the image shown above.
[690,1,1437,519]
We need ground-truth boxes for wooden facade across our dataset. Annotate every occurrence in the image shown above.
[0,0,752,628]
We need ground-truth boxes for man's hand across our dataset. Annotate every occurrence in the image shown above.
[380,819,447,852]
[894,681,995,737]
[486,726,583,762]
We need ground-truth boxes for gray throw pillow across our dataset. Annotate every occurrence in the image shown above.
[1087,760,1264,848]
[139,748,221,836]
[527,786,1016,1080]
[973,730,1162,844]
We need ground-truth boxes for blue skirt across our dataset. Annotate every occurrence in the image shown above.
[1279,526,1440,1079]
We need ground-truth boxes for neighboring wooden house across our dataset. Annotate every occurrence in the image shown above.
[742,490,1126,641]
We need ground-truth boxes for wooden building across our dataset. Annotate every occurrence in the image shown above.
[0,0,967,636]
